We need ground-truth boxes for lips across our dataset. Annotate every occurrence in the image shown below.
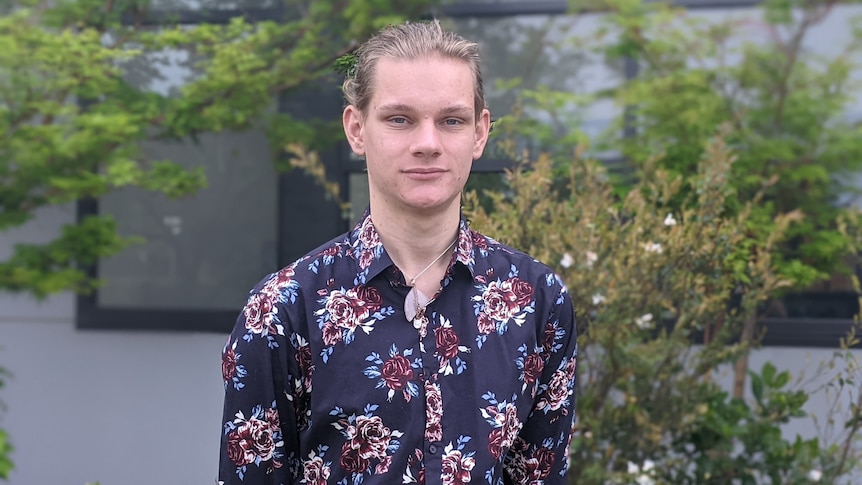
[403,168,446,180]
[404,168,446,174]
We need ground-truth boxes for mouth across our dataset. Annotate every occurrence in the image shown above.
[403,168,446,174]
[403,168,446,180]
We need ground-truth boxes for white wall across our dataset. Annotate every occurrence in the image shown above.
[0,205,229,485]
[728,348,862,452]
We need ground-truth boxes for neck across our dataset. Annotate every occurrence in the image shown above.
[369,198,460,290]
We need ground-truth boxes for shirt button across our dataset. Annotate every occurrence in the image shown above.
[429,444,438,454]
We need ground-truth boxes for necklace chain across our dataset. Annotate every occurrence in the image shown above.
[407,238,457,287]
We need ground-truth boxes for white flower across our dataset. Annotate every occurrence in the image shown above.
[664,213,677,226]
[584,431,593,439]
[592,293,606,305]
[560,252,574,269]
[643,242,663,254]
[585,251,598,268]
[626,461,656,485]
[636,475,655,485]
[808,469,822,481]
[635,313,654,329]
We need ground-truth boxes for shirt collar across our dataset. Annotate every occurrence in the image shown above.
[347,209,479,284]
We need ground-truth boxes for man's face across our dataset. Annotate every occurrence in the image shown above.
[342,55,491,215]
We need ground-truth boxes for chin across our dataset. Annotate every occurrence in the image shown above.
[404,197,460,214]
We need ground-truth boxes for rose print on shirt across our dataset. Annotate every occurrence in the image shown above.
[455,220,476,268]
[434,316,471,375]
[351,217,385,284]
[290,333,314,390]
[307,244,344,274]
[364,344,421,402]
[242,292,284,341]
[401,448,425,484]
[542,321,564,355]
[329,404,403,484]
[223,401,284,480]
[471,231,491,257]
[315,285,395,363]
[480,393,523,461]
[472,266,536,348]
[261,263,301,306]
[441,436,476,485]
[504,437,557,484]
[222,338,247,391]
[535,356,577,418]
[424,381,443,443]
[515,344,546,397]
[241,263,303,348]
[300,446,332,485]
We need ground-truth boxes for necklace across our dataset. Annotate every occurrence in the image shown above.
[407,238,457,287]
[404,237,457,325]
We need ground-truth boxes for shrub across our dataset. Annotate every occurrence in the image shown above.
[464,131,862,484]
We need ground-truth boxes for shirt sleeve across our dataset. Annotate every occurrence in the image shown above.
[504,280,578,484]
[218,286,306,485]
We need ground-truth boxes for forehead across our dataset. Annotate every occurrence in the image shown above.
[368,56,475,114]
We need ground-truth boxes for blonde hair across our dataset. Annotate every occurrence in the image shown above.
[342,19,487,121]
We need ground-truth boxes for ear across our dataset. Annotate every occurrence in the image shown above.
[472,108,491,160]
[342,105,366,156]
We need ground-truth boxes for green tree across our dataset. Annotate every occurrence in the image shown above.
[596,0,862,292]
[0,0,435,298]
[495,0,862,292]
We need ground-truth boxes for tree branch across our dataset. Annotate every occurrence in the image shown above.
[834,382,862,479]
[773,0,837,129]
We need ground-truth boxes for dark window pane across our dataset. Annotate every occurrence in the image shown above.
[99,131,278,310]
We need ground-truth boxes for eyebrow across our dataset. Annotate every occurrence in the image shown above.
[376,103,474,118]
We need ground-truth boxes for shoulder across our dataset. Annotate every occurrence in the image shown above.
[470,229,570,306]
[254,232,354,293]
[235,232,355,332]
[473,231,562,281]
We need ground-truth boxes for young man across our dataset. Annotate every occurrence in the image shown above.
[218,20,577,485]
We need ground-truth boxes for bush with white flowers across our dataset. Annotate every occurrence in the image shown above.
[464,132,862,484]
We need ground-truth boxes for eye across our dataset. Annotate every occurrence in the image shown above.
[443,118,464,126]
[388,116,408,125]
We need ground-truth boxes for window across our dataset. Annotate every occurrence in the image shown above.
[76,22,346,332]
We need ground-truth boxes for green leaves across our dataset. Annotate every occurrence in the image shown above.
[0,0,435,299]
[763,0,795,26]
[0,215,132,298]
[0,429,11,480]
[601,0,862,294]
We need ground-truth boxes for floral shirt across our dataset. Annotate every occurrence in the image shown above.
[218,212,577,485]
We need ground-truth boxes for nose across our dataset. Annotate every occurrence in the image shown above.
[410,119,442,158]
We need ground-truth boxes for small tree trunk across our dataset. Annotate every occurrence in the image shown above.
[732,314,757,399]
